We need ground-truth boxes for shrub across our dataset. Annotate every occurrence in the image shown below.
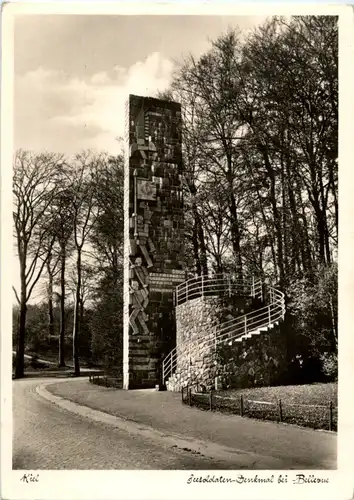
[320,352,338,381]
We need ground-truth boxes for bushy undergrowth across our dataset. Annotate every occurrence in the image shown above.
[320,353,338,381]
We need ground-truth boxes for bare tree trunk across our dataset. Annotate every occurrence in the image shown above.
[313,199,327,265]
[330,295,337,347]
[58,246,66,367]
[228,190,243,280]
[73,249,82,376]
[319,172,331,264]
[215,253,223,274]
[191,220,201,276]
[285,161,303,274]
[47,255,54,339]
[79,297,85,355]
[79,299,84,327]
[15,275,26,379]
[253,178,278,282]
[329,162,338,241]
[261,146,285,286]
[280,160,291,277]
[196,213,208,275]
[191,194,208,276]
[295,180,313,273]
[307,162,328,265]
[258,248,265,282]
[191,199,202,276]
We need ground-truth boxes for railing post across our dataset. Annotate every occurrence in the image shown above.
[244,315,247,336]
[186,283,188,302]
[252,276,255,298]
[240,394,244,417]
[268,305,271,326]
[162,360,165,385]
[278,399,283,422]
[329,401,333,431]
[201,275,204,297]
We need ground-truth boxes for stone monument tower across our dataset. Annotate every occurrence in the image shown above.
[123,95,184,389]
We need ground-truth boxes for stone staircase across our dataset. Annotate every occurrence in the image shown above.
[163,276,285,392]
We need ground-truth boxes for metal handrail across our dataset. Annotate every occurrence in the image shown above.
[175,273,262,306]
[162,279,285,386]
[162,276,262,382]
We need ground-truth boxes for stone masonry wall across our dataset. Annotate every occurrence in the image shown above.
[169,295,255,391]
[169,295,288,392]
[216,325,288,389]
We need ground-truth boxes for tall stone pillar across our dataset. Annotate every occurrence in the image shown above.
[123,95,184,389]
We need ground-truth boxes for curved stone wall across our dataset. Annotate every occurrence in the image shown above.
[216,325,288,389]
[170,294,255,391]
[170,294,288,392]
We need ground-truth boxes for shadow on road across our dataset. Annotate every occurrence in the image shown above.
[12,368,103,380]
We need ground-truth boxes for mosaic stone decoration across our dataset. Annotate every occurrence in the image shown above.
[123,95,184,389]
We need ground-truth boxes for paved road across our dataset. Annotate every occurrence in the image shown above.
[13,378,336,470]
[13,378,252,470]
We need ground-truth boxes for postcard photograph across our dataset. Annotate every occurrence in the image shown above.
[2,3,353,500]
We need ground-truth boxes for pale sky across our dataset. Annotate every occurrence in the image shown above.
[14,15,267,156]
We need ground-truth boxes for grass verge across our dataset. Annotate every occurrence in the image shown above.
[188,383,337,431]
